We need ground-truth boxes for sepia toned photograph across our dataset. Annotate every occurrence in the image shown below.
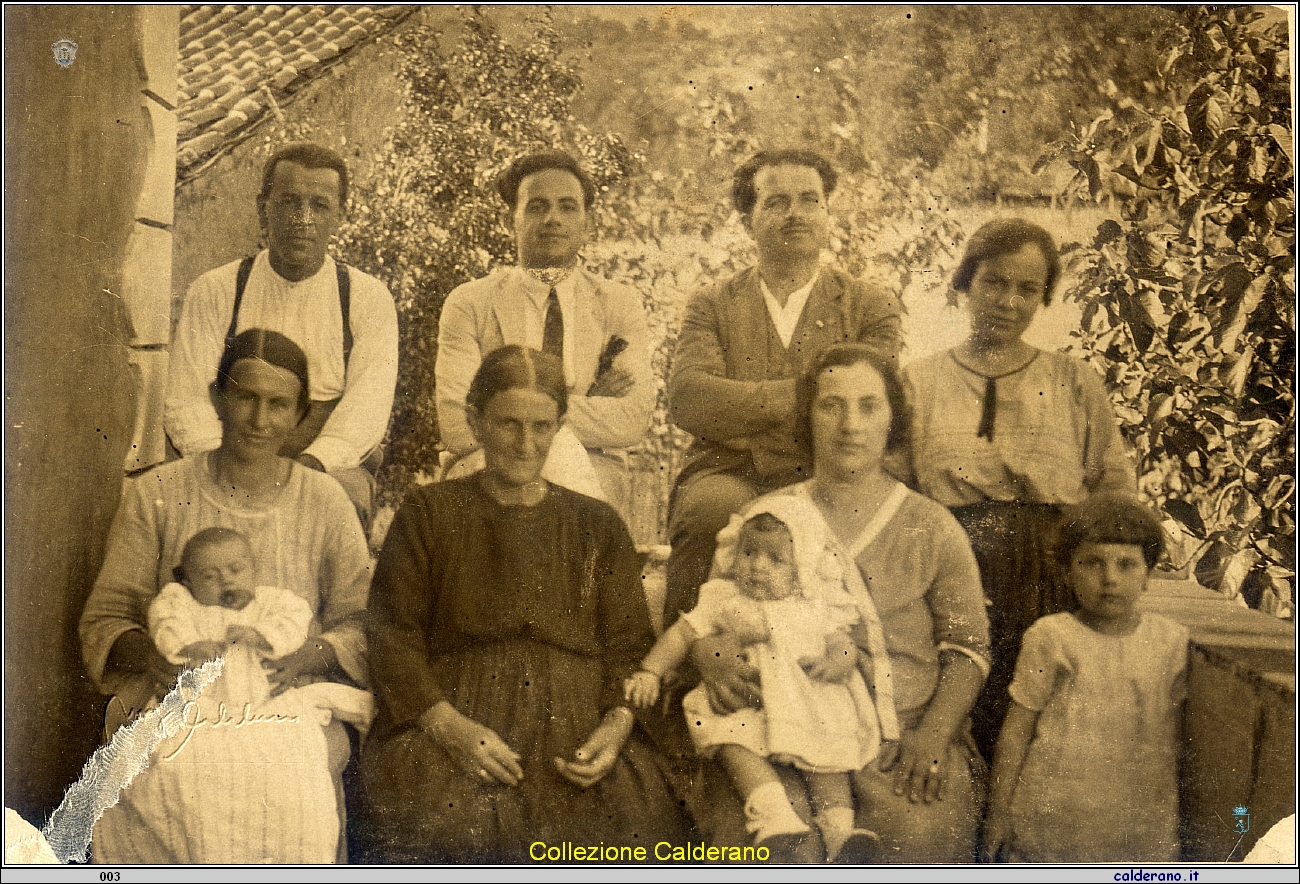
[4,4,1295,875]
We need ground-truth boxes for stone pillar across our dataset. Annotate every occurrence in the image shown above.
[3,7,149,821]
[122,7,180,472]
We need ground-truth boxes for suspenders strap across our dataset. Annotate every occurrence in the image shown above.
[337,261,352,367]
[224,256,256,353]
[224,256,353,369]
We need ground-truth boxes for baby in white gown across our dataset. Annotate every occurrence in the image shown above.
[626,496,891,861]
[92,526,373,863]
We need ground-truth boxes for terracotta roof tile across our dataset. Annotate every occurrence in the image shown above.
[177,4,415,176]
[270,65,299,90]
[181,7,214,30]
[186,102,226,128]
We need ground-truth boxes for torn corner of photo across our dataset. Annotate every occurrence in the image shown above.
[19,658,225,865]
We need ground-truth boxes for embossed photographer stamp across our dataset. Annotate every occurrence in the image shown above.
[50,38,77,68]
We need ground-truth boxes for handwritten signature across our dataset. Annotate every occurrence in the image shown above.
[163,699,301,761]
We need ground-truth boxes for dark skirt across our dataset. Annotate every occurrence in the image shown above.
[356,639,688,863]
[950,501,1069,762]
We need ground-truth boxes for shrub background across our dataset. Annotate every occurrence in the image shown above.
[309,8,1288,611]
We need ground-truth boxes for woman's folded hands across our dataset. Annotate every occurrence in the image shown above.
[553,706,634,789]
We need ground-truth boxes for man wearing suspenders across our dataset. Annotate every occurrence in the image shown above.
[164,143,398,524]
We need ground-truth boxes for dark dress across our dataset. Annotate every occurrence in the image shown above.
[356,476,687,863]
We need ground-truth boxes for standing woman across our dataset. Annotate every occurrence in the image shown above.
[358,345,686,863]
[904,219,1135,759]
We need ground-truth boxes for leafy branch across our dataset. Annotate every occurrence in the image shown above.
[1051,7,1294,615]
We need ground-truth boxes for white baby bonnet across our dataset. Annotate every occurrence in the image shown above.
[712,493,899,741]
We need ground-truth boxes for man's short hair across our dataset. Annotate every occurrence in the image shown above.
[496,151,596,211]
[259,142,350,208]
[732,149,838,215]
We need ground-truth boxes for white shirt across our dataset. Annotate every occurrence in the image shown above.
[164,251,399,472]
[760,269,820,348]
[435,266,655,456]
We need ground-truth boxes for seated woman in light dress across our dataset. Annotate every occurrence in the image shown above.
[81,329,372,863]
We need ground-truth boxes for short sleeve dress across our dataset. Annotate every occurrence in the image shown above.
[357,476,688,863]
[905,348,1136,756]
[1007,612,1189,862]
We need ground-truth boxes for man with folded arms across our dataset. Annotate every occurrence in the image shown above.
[435,151,654,516]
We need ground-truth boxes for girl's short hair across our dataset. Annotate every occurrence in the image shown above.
[793,344,909,461]
[213,328,311,415]
[951,218,1062,305]
[1055,493,1166,570]
[466,345,568,417]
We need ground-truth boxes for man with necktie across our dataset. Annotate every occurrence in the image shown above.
[435,151,654,516]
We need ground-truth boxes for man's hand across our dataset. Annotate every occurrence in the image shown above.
[264,638,338,696]
[691,632,761,713]
[586,367,635,398]
[295,453,326,472]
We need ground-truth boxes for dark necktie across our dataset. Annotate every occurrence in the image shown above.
[542,286,564,360]
[977,377,997,442]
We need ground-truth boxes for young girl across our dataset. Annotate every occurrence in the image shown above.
[983,494,1189,863]
[626,495,895,861]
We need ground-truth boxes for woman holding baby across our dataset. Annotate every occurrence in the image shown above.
[80,328,372,864]
[689,343,991,863]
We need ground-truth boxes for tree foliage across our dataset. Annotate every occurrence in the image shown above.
[334,7,1293,584]
[567,6,1176,201]
[338,9,965,528]
[333,11,633,500]
[1050,7,1294,615]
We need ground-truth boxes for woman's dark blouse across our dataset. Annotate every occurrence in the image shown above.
[367,475,652,740]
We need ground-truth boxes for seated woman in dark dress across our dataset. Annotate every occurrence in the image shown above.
[357,345,687,863]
